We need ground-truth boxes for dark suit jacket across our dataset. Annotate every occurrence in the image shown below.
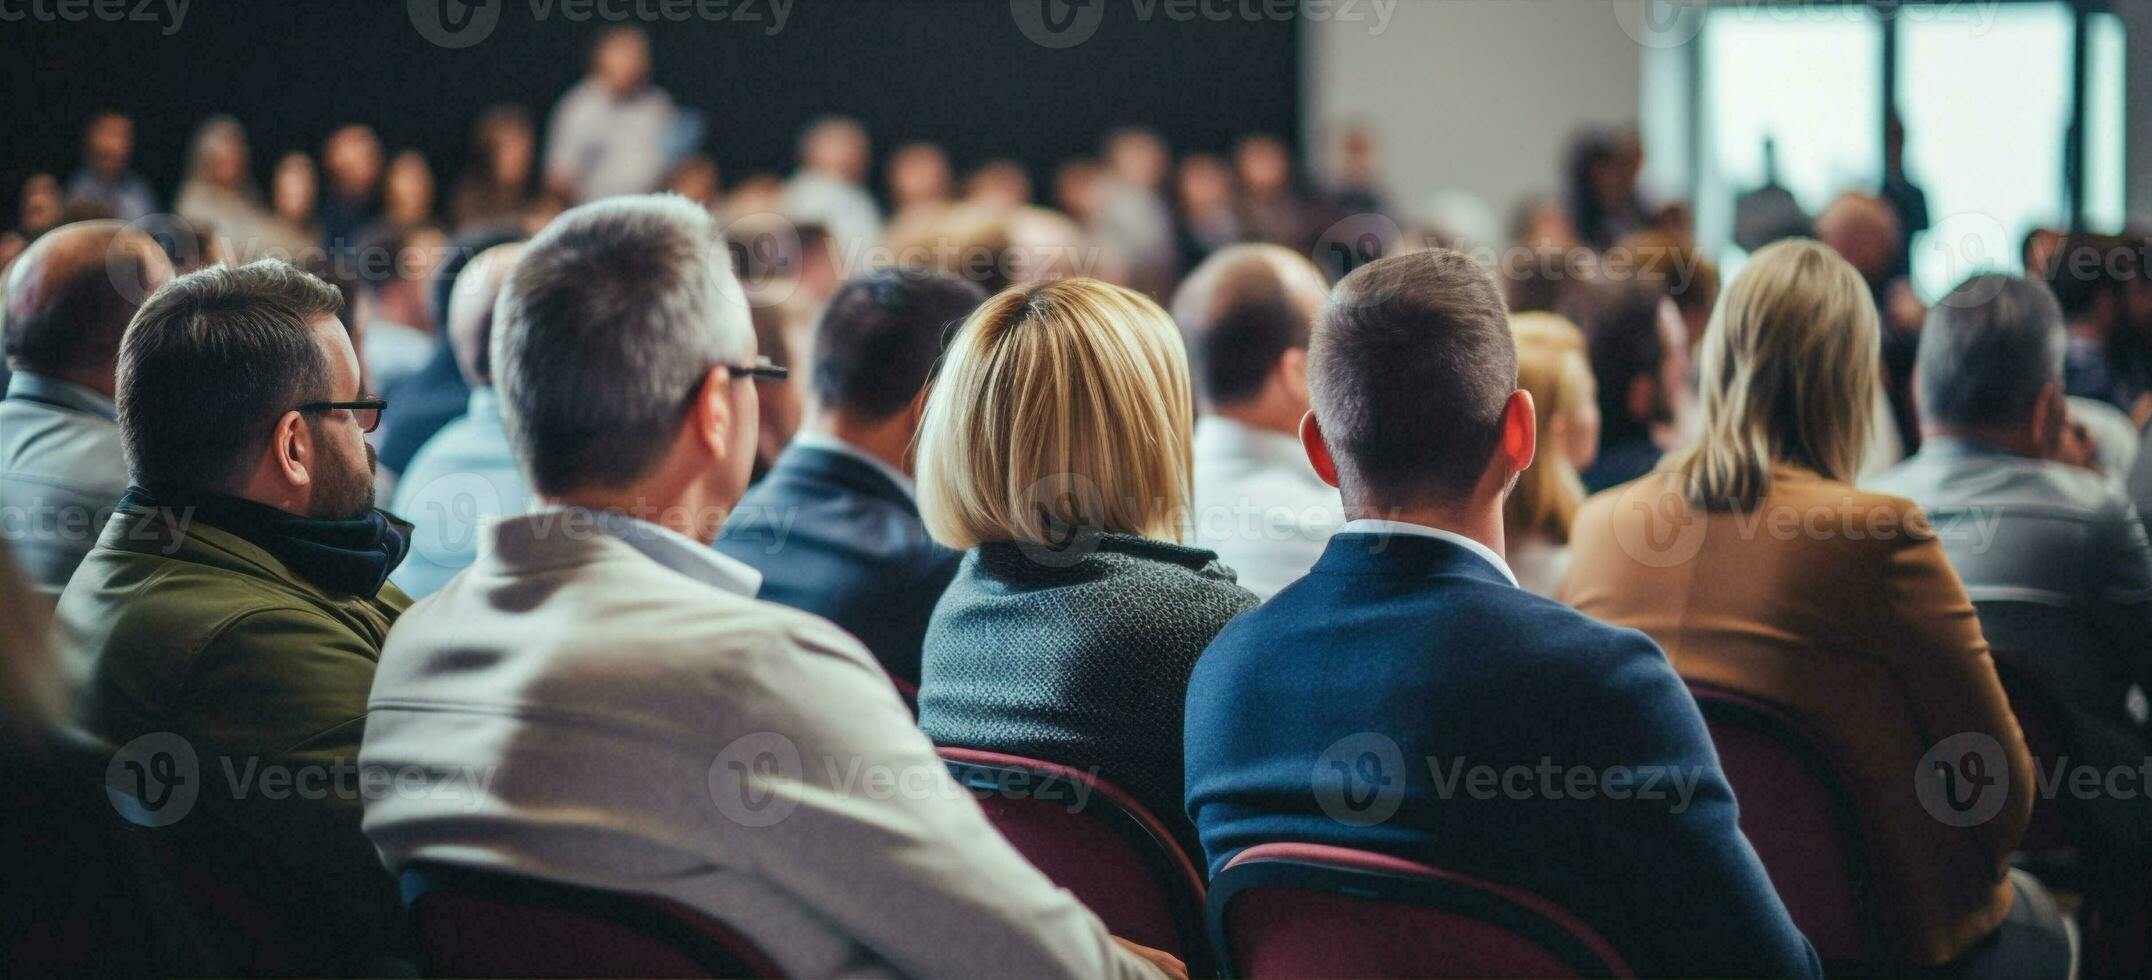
[716,443,959,688]
[1186,531,1819,979]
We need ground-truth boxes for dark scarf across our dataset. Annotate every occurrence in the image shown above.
[119,486,409,599]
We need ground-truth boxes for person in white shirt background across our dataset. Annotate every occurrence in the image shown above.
[1171,243,1343,599]
[782,116,882,259]
[360,194,1183,980]
[543,27,680,204]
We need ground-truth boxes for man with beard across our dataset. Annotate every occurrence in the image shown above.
[57,259,412,974]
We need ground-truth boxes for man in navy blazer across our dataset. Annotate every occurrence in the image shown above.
[1183,250,1820,978]
[717,269,985,689]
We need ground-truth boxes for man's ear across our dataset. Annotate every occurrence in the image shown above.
[1499,389,1537,477]
[689,365,734,459]
[2030,380,2065,453]
[270,410,313,490]
[1299,410,1340,488]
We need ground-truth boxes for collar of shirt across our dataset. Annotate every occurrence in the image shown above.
[788,432,915,499]
[540,504,762,598]
[465,386,504,425]
[1194,415,1320,478]
[5,372,117,422]
[1336,517,1520,588]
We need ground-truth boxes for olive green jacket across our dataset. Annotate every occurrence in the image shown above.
[57,500,412,972]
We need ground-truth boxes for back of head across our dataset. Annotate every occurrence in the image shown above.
[1506,312,1591,542]
[2041,233,2139,323]
[447,241,523,388]
[1581,278,1673,446]
[811,268,986,421]
[1671,238,1878,511]
[1170,243,1328,410]
[118,260,343,494]
[1309,248,1516,509]
[1616,228,1718,332]
[4,219,172,383]
[492,195,748,497]
[917,277,1194,549]
[1918,274,2065,431]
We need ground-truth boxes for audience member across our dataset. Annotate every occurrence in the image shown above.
[1053,158,1104,227]
[372,227,522,478]
[783,116,881,255]
[378,149,437,230]
[1173,153,1240,271]
[1566,125,1647,250]
[358,195,1182,980]
[1184,249,1817,978]
[746,298,803,479]
[1503,312,1596,596]
[718,268,984,690]
[1879,114,1931,285]
[883,141,954,246]
[1561,240,2065,972]
[350,222,442,391]
[2047,233,2151,421]
[1233,134,1310,250]
[1094,129,1177,296]
[0,221,171,598]
[318,123,385,249]
[65,112,156,222]
[449,104,536,232]
[1872,273,2151,969]
[1323,123,1386,217]
[59,260,412,972]
[1817,191,1923,453]
[12,174,64,243]
[544,27,677,203]
[1615,228,1718,355]
[387,241,526,599]
[1733,137,1813,253]
[1173,244,1341,599]
[1578,279,1684,492]
[915,277,1258,855]
[174,116,281,260]
[266,152,321,255]
[963,158,1033,210]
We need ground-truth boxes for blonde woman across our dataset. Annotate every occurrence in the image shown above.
[915,277,1258,853]
[1503,313,1597,596]
[1559,240,2049,971]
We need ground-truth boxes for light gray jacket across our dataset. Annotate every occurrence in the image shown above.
[0,373,128,597]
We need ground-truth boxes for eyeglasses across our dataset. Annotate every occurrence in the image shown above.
[722,356,789,383]
[297,398,388,433]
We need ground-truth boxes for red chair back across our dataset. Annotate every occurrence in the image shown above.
[937,748,1207,969]
[1688,682,1888,970]
[1206,842,1632,978]
[400,864,782,978]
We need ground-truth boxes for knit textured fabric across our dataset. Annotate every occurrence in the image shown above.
[918,532,1258,854]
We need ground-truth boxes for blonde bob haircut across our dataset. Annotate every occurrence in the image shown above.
[917,277,1196,550]
[1503,312,1591,544]
[1668,238,1879,511]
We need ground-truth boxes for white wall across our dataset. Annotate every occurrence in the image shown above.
[1303,0,1648,237]
[2126,0,2152,220]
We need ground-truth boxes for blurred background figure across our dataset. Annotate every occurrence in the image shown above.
[1052,159,1103,229]
[1093,128,1176,297]
[1734,137,1813,253]
[1566,124,1648,250]
[174,116,280,261]
[884,141,954,246]
[1579,279,1685,493]
[66,112,155,222]
[1878,113,1930,286]
[748,301,804,482]
[377,149,437,231]
[783,116,880,257]
[1511,194,1579,252]
[372,227,525,482]
[1324,123,1387,218]
[1234,134,1310,250]
[14,175,63,243]
[1173,154,1239,272]
[962,159,1032,210]
[666,154,722,212]
[2047,233,2152,424]
[267,152,321,255]
[544,26,677,204]
[351,223,442,395]
[450,105,536,232]
[319,123,384,249]
[1503,312,1596,597]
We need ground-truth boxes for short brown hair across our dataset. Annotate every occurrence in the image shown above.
[1310,249,1515,505]
[117,260,343,492]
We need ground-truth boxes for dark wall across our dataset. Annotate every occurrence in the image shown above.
[4,0,1300,220]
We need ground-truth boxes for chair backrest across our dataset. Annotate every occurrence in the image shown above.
[400,863,782,979]
[1985,654,2077,855]
[1207,842,1633,979]
[937,747,1208,969]
[1687,682,1888,970]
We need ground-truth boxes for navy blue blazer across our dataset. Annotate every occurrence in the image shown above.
[1185,531,1820,979]
[715,443,959,688]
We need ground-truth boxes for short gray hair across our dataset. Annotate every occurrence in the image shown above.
[493,195,751,495]
[1917,274,2065,430]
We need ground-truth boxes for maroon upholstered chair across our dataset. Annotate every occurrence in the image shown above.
[400,864,783,978]
[1687,681,1889,971]
[937,747,1208,971]
[1206,842,1633,978]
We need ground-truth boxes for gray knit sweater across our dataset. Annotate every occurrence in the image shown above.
[917,533,1259,854]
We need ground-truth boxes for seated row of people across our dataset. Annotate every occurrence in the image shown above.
[2,194,2136,975]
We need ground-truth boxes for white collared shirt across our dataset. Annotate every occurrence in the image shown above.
[526,504,763,597]
[1336,517,1521,588]
[1190,415,1345,599]
[789,432,916,499]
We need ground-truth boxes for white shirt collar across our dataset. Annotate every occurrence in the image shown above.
[1194,415,1313,472]
[535,505,762,597]
[789,432,915,499]
[1336,518,1520,588]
